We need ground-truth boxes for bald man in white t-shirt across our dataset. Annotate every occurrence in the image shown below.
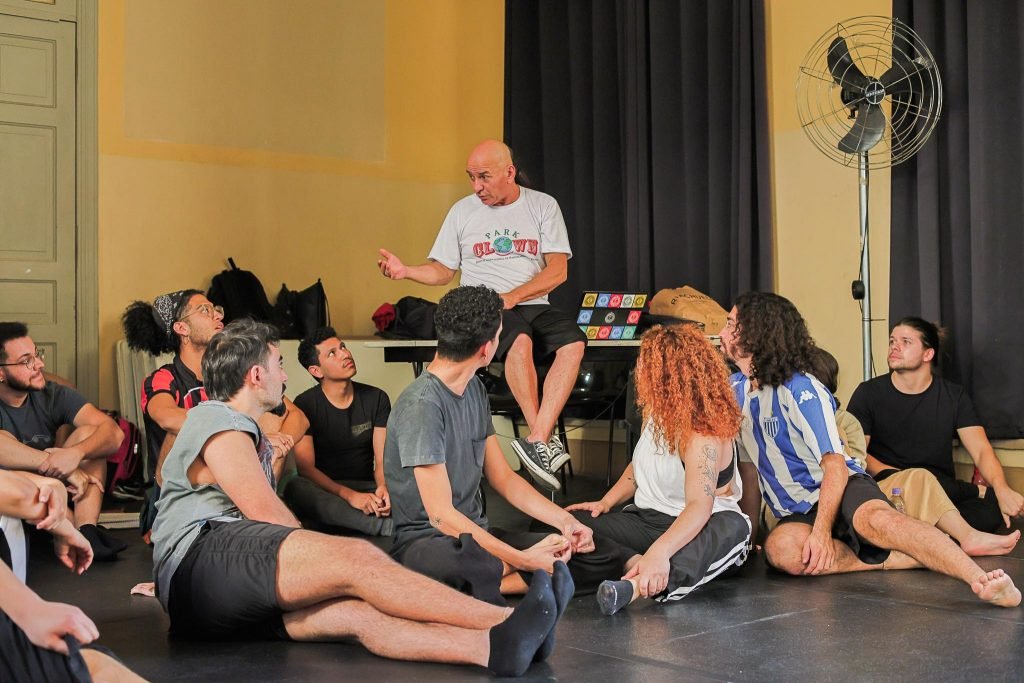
[378,140,585,491]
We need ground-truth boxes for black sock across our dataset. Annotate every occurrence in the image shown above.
[534,561,574,662]
[596,579,633,616]
[78,524,118,562]
[489,569,556,677]
[95,525,128,554]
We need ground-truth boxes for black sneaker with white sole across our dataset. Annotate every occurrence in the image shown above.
[511,438,561,491]
[546,435,571,472]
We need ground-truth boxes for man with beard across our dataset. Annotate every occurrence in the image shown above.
[848,317,1024,533]
[0,322,125,559]
[719,293,1019,607]
[150,319,565,677]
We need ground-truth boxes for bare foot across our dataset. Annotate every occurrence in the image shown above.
[971,569,1022,607]
[960,529,1020,557]
[882,550,921,570]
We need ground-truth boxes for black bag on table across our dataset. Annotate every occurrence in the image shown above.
[376,296,437,339]
[207,258,276,324]
[275,279,330,339]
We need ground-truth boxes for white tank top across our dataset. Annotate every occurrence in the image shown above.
[632,421,745,519]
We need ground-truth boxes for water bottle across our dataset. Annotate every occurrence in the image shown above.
[891,487,906,514]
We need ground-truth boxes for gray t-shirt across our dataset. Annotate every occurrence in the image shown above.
[384,371,495,555]
[427,186,572,305]
[0,382,88,451]
[150,401,276,610]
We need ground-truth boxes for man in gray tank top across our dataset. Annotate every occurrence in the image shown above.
[149,319,569,677]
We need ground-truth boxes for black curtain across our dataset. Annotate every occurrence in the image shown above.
[504,0,772,314]
[891,1,1024,437]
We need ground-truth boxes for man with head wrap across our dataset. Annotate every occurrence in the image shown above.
[123,290,307,542]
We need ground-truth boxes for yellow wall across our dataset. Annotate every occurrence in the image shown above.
[99,0,896,409]
[765,0,893,402]
[97,0,505,408]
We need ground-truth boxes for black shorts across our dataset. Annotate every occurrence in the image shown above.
[0,609,116,683]
[168,519,297,640]
[776,473,893,565]
[496,305,587,362]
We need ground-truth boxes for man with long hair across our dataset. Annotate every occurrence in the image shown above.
[567,324,750,615]
[721,292,1019,607]
[149,319,565,677]
[848,317,1024,533]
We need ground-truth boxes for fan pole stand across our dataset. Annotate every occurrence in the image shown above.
[858,151,873,380]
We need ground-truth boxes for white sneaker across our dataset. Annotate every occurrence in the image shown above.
[547,435,571,472]
[511,438,561,491]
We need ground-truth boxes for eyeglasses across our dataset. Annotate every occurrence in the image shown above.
[0,349,45,369]
[180,304,225,321]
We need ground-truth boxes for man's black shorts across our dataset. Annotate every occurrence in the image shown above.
[497,304,587,362]
[168,519,297,640]
[0,609,117,683]
[775,473,894,565]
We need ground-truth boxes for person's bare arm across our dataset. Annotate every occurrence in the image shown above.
[500,253,568,309]
[372,426,390,514]
[0,562,99,655]
[803,453,848,575]
[414,462,566,572]
[959,425,1024,525]
[626,436,723,597]
[377,249,457,285]
[482,436,594,554]
[145,393,188,435]
[201,431,300,527]
[566,462,638,517]
[0,430,47,471]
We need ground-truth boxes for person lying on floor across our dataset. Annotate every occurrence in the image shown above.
[721,292,1019,608]
[0,322,125,561]
[384,285,621,604]
[123,291,306,542]
[805,346,1018,557]
[566,324,750,615]
[150,319,566,677]
[0,469,146,682]
[282,326,393,536]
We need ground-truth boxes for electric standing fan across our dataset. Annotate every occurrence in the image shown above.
[797,16,942,379]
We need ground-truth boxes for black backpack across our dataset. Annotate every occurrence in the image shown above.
[207,258,276,324]
[377,296,437,339]
[274,279,330,339]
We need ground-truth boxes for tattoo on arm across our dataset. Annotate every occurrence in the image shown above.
[700,444,717,498]
[430,516,442,529]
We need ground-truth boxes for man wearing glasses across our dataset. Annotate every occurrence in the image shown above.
[0,322,126,560]
[123,289,306,543]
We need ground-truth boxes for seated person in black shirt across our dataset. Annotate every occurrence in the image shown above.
[848,317,1024,534]
[284,327,393,536]
[0,322,126,560]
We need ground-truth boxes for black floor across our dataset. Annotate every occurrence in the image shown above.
[28,478,1024,682]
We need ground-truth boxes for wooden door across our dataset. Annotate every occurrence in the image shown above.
[0,12,77,379]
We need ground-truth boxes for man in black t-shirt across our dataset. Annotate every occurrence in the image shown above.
[285,327,393,536]
[0,322,125,559]
[848,317,1024,533]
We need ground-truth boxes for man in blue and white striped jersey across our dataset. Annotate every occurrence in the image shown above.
[720,292,1019,608]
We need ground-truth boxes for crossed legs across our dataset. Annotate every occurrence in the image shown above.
[504,337,584,444]
[56,425,106,528]
[275,531,556,672]
[763,500,1020,607]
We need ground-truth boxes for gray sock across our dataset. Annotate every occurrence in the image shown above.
[596,579,633,616]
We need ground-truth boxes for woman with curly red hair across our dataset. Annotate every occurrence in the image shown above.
[567,324,751,615]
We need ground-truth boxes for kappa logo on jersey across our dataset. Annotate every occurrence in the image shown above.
[797,390,816,405]
[761,416,780,438]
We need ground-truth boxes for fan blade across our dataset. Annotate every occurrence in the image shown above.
[827,37,869,92]
[838,102,886,154]
[880,57,933,96]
